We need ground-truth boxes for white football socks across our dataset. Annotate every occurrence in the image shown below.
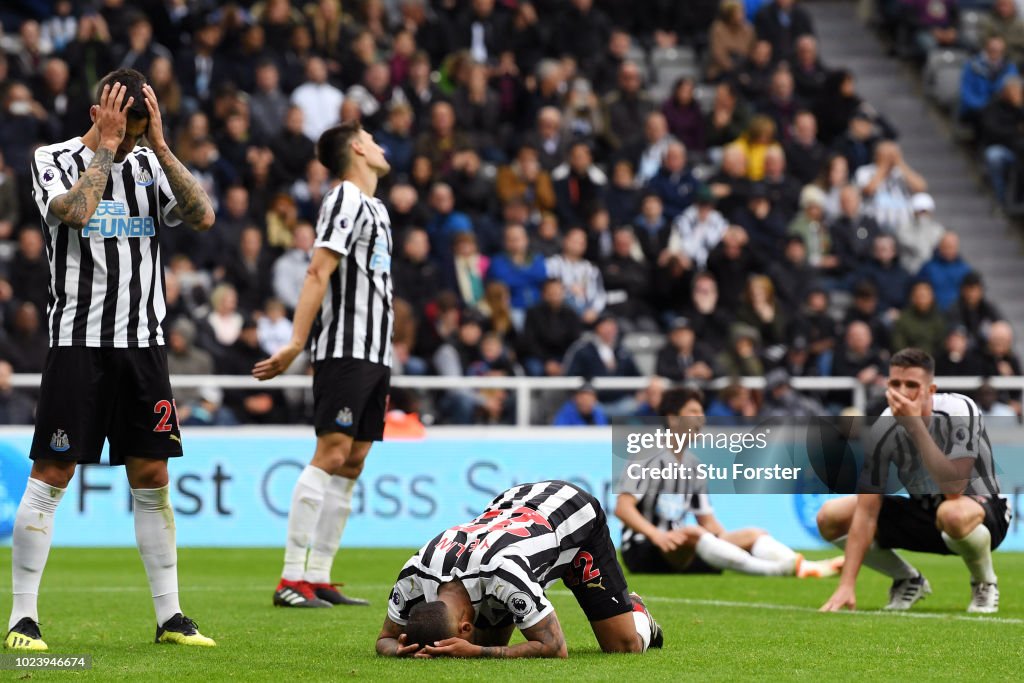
[942,525,997,584]
[696,533,795,576]
[9,478,64,629]
[304,475,356,584]
[750,535,798,563]
[831,534,918,580]
[632,610,652,652]
[131,486,182,626]
[282,466,330,581]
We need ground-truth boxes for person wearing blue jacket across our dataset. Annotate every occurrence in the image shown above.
[486,223,548,326]
[553,383,610,426]
[917,232,972,312]
[960,35,1019,129]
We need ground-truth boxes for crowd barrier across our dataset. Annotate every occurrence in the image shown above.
[0,427,1022,550]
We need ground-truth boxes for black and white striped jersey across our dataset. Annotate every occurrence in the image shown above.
[387,481,603,630]
[859,393,1000,497]
[620,450,713,552]
[31,139,180,348]
[310,180,393,367]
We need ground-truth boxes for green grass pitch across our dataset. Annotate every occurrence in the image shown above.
[1,548,1021,680]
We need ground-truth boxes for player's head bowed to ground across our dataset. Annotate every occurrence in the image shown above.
[819,348,1009,614]
[376,481,663,659]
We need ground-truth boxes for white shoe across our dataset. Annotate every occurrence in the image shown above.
[884,574,931,611]
[967,582,999,614]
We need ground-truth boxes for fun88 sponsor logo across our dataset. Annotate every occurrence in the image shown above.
[82,200,156,238]
[369,237,391,271]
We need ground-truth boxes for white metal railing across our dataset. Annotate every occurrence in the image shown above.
[10,374,1024,426]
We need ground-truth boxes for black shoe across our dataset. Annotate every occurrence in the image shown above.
[4,617,47,651]
[273,579,333,608]
[155,613,216,646]
[310,582,370,606]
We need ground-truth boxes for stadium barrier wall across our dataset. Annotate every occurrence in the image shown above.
[1,426,1022,550]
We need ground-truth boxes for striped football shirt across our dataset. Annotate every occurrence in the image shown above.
[387,481,604,630]
[620,449,713,552]
[31,138,180,348]
[310,180,393,367]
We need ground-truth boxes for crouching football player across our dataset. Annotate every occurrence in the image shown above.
[820,348,1010,613]
[376,481,663,658]
[617,388,843,578]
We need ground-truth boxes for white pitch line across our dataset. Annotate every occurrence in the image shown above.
[614,594,1024,625]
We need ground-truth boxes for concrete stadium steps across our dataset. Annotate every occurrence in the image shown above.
[808,0,1024,358]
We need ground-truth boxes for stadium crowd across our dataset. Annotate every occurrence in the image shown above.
[0,0,1020,427]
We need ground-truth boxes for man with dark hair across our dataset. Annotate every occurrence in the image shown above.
[254,120,394,609]
[615,388,841,577]
[8,68,216,651]
[819,348,1010,614]
[376,480,663,658]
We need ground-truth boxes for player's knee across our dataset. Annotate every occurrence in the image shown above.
[816,501,848,540]
[937,505,981,538]
[31,462,76,489]
[339,460,366,479]
[601,635,642,654]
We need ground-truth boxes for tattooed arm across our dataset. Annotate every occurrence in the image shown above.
[50,147,115,231]
[419,612,568,659]
[143,84,216,232]
[49,83,131,230]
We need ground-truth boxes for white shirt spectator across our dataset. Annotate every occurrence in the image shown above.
[258,315,294,356]
[667,205,728,269]
[291,81,344,141]
[854,164,914,232]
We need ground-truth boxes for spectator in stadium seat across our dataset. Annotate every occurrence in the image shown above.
[165,317,214,417]
[830,320,885,382]
[716,323,765,378]
[792,36,828,107]
[200,283,244,360]
[63,13,114,108]
[664,185,729,271]
[707,1,757,82]
[980,320,1023,412]
[34,58,74,143]
[707,226,762,312]
[893,192,945,274]
[708,145,752,219]
[602,61,655,152]
[632,193,670,263]
[221,316,289,424]
[788,185,838,275]
[832,112,879,177]
[391,228,441,319]
[948,272,1005,347]
[0,302,47,373]
[917,232,973,311]
[0,150,17,240]
[552,141,608,227]
[729,115,782,182]
[706,383,757,424]
[270,105,317,183]
[605,159,641,227]
[661,78,707,155]
[372,102,416,179]
[736,39,776,106]
[224,227,274,316]
[591,28,631,96]
[566,313,641,414]
[759,367,825,418]
[707,80,752,148]
[934,326,985,377]
[814,154,849,223]
[415,101,471,177]
[346,61,402,133]
[519,278,582,377]
[433,312,487,425]
[601,227,656,332]
[176,17,228,106]
[959,35,1018,131]
[532,211,562,258]
[115,14,171,78]
[979,76,1024,205]
[843,280,892,351]
[644,142,699,220]
[892,281,947,356]
[629,112,678,186]
[829,185,883,278]
[753,0,815,63]
[0,360,34,425]
[758,68,802,143]
[789,288,839,376]
[9,228,49,318]
[784,110,827,185]
[854,235,912,315]
[387,183,430,235]
[487,223,548,323]
[425,182,473,269]
[976,382,1018,419]
[736,273,788,349]
[683,272,733,349]
[249,60,289,142]
[478,281,519,351]
[552,382,609,426]
[272,222,316,314]
[496,145,557,214]
[816,70,864,148]
[400,51,444,133]
[655,317,716,383]
[546,227,607,325]
[767,234,816,309]
[761,146,802,220]
[855,141,927,232]
[979,0,1024,67]
[733,182,788,257]
[901,0,959,57]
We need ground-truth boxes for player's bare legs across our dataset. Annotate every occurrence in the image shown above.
[590,612,646,653]
[817,496,925,610]
[936,497,999,612]
[276,432,371,606]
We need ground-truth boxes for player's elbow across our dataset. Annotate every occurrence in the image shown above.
[196,210,216,232]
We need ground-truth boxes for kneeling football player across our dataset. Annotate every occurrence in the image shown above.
[616,388,844,578]
[376,481,663,658]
